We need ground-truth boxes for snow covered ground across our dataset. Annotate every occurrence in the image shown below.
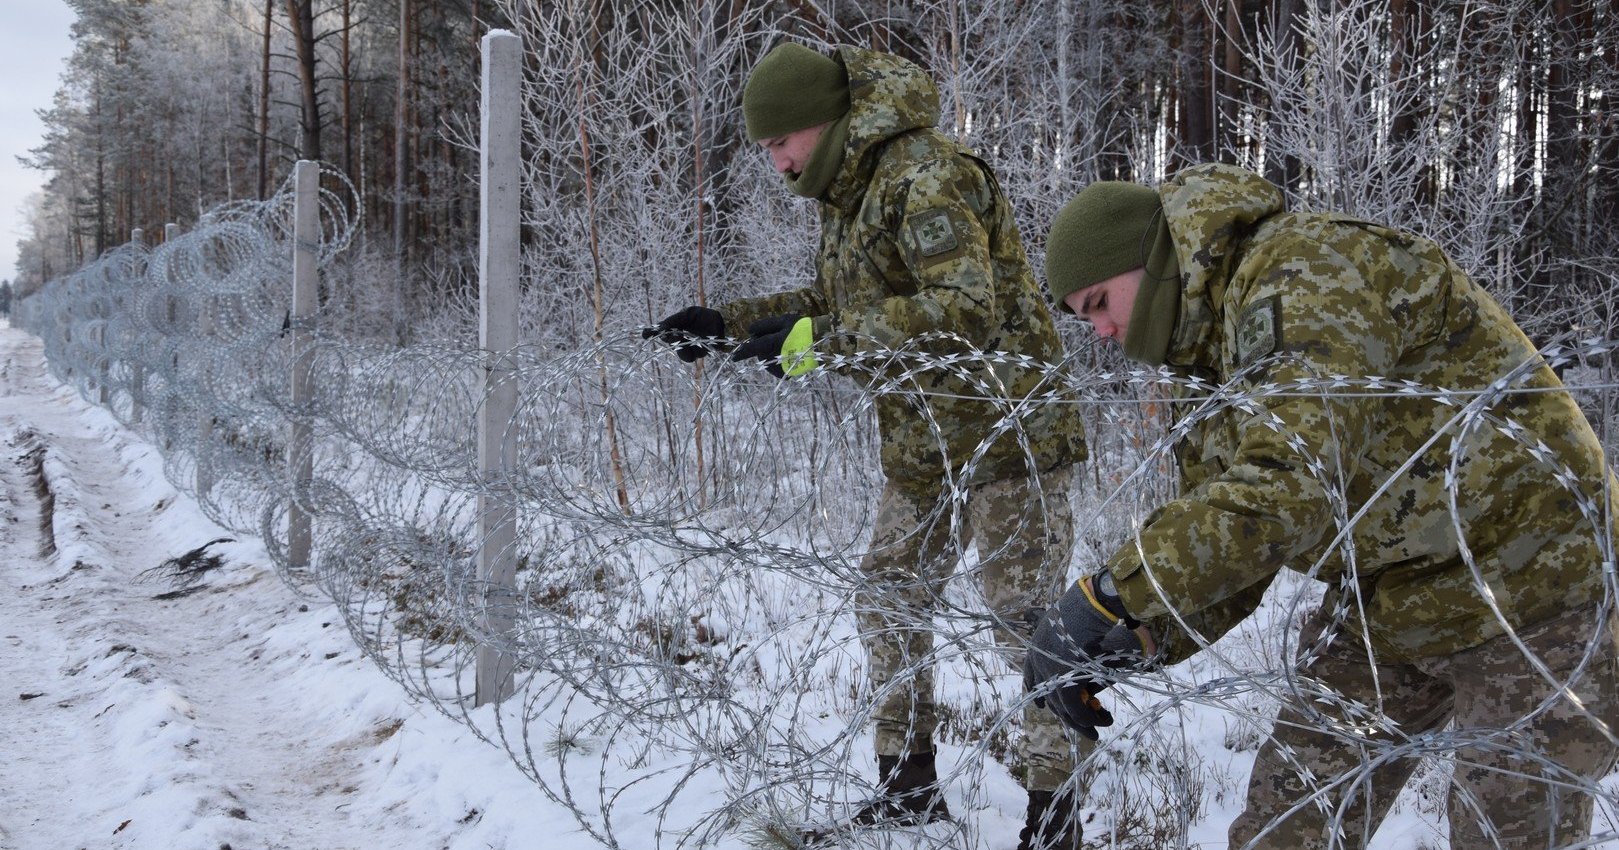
[2,318,1616,850]
[0,325,570,850]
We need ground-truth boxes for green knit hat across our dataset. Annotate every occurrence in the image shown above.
[743,43,850,142]
[1045,181,1163,314]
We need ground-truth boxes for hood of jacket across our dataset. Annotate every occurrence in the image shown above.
[822,47,941,211]
[1156,164,1287,367]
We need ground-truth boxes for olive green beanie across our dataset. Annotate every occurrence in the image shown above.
[743,43,851,142]
[1045,182,1162,313]
[1046,181,1182,365]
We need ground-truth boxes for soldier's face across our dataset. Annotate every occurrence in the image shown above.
[758,122,829,179]
[1064,269,1143,345]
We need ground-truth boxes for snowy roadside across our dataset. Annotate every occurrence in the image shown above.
[3,309,1616,850]
[0,326,576,850]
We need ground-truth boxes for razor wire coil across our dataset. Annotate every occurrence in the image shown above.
[12,163,1619,849]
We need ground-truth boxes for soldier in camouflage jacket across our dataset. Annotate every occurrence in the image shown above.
[1024,163,1619,848]
[719,46,1087,500]
[648,43,1090,846]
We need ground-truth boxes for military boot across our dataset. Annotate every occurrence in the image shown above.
[1018,788,1082,850]
[849,751,952,825]
[802,751,952,843]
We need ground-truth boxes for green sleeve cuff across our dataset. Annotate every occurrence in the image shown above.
[811,315,851,358]
[1108,551,1169,621]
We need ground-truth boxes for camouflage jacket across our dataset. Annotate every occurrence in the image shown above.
[722,48,1087,501]
[1109,163,1615,661]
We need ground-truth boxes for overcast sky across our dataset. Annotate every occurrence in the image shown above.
[0,2,77,283]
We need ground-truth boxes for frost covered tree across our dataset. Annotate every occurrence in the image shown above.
[15,0,1617,345]
[19,0,504,329]
[475,0,1615,345]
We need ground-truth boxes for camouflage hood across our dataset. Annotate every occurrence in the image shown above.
[1157,164,1287,367]
[1109,163,1616,662]
[718,46,1086,498]
[823,47,941,212]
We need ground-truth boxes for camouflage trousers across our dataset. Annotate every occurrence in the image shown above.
[856,466,1080,791]
[1231,604,1619,849]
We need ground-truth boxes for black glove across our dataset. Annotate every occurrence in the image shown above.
[643,305,725,362]
[1022,574,1154,740]
[729,313,802,378]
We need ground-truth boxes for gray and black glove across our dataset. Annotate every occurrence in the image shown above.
[644,305,725,362]
[1022,573,1154,740]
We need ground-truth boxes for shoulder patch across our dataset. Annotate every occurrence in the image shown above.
[1234,295,1281,368]
[910,208,959,258]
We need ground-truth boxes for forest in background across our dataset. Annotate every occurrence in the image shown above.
[15,0,1619,350]
[11,6,1619,842]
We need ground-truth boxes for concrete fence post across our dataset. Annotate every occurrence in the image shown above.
[98,229,142,407]
[196,241,215,497]
[289,162,319,571]
[475,30,522,707]
[130,225,173,426]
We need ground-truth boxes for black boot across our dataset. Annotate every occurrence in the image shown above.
[851,752,952,825]
[1018,788,1083,850]
[803,752,952,843]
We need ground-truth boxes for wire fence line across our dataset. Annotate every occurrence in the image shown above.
[11,163,1619,848]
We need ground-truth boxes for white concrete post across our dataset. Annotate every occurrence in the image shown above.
[475,30,522,707]
[99,229,141,407]
[196,241,215,497]
[289,162,319,571]
[130,225,171,426]
[96,319,109,406]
